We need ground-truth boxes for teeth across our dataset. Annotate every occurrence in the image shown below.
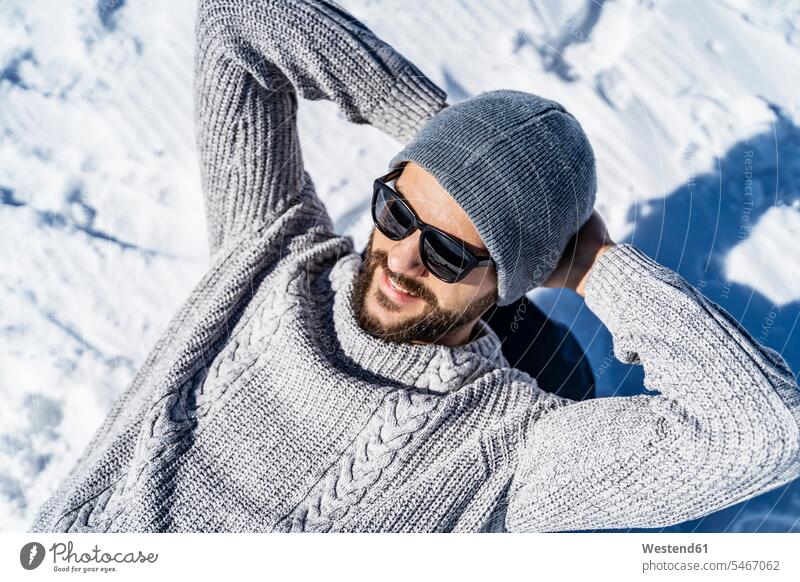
[389,275,415,296]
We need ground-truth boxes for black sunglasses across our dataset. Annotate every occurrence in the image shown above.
[371,168,494,283]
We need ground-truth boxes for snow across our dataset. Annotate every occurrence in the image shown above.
[726,204,800,306]
[2,0,799,532]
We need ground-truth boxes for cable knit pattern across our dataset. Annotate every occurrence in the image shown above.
[276,389,441,532]
[29,0,800,533]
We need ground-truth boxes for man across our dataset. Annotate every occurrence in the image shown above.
[30,0,800,533]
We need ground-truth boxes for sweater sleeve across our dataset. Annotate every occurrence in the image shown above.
[194,0,447,255]
[505,243,800,532]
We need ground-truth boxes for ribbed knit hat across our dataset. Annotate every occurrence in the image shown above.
[389,89,597,307]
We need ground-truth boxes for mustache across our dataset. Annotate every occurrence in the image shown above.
[371,249,437,305]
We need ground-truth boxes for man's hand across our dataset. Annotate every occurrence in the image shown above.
[543,210,616,297]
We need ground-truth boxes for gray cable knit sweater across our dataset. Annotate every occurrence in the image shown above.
[30,0,800,533]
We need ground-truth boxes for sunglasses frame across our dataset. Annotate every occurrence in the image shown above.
[371,168,494,283]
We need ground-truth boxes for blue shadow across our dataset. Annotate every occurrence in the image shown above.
[577,103,800,532]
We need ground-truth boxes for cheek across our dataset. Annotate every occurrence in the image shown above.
[478,268,498,290]
[432,281,476,310]
[459,268,497,295]
[450,274,497,310]
[371,231,392,253]
[427,279,456,307]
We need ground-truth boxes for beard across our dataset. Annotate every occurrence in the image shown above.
[351,230,496,344]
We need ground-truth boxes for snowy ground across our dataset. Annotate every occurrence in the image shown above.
[1,0,799,532]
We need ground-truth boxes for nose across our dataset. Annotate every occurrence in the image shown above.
[387,232,427,278]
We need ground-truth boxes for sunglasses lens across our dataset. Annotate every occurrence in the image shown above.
[421,231,471,283]
[374,186,414,240]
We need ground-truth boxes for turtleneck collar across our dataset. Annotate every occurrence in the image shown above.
[329,252,508,394]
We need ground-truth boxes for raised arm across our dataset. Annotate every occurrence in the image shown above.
[194,0,447,255]
[505,243,800,532]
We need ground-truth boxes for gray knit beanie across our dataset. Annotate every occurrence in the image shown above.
[389,89,597,307]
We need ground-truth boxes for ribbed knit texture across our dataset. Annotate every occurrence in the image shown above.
[390,90,596,306]
[28,0,800,533]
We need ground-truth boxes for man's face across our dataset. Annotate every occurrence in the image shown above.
[352,162,498,346]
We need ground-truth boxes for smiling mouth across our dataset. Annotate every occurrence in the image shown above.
[388,273,417,296]
[378,267,421,304]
